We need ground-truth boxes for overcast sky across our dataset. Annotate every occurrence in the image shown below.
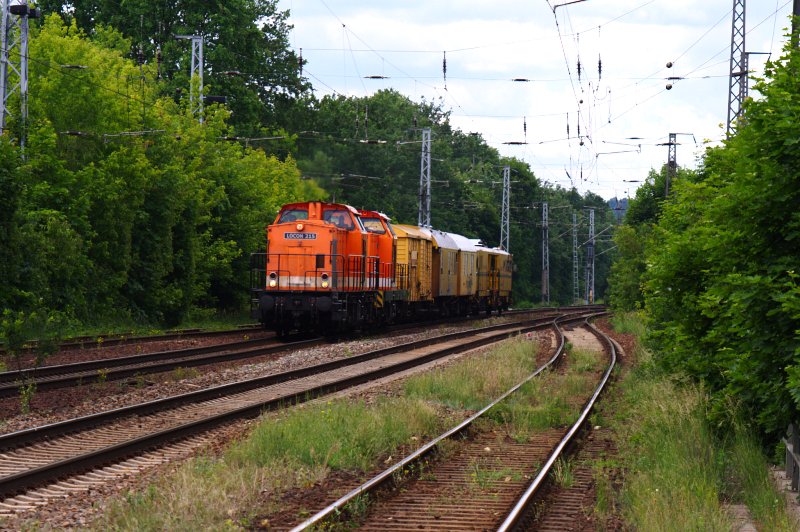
[277,0,794,200]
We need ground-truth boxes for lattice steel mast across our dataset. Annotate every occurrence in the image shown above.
[500,165,510,250]
[175,34,204,122]
[666,132,677,195]
[726,0,746,135]
[572,212,580,303]
[417,127,431,227]
[1,0,39,150]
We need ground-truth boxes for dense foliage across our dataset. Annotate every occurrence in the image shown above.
[612,40,800,441]
[0,17,315,325]
[37,0,309,136]
[0,6,615,332]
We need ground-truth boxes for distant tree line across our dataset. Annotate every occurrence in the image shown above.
[0,3,615,331]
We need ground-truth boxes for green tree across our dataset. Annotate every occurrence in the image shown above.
[3,16,311,325]
[36,0,309,136]
[0,139,23,310]
[643,38,800,441]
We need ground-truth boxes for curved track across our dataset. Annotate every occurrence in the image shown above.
[0,307,571,399]
[290,314,616,531]
[0,312,595,509]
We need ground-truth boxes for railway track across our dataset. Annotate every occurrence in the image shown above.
[0,307,575,399]
[0,325,263,356]
[289,315,616,531]
[0,312,596,512]
[0,335,320,398]
[0,306,593,360]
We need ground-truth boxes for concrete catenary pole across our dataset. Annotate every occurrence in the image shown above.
[541,202,549,304]
[585,208,595,304]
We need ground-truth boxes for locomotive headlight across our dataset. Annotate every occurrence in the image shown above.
[269,279,277,287]
[296,223,304,231]
[321,272,329,289]
[321,281,329,288]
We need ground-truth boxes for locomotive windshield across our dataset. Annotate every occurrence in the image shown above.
[361,217,386,234]
[322,209,356,230]
[278,209,308,223]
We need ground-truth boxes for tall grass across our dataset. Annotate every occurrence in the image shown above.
[101,398,445,530]
[228,398,441,471]
[99,334,612,530]
[726,420,794,530]
[611,310,646,338]
[616,378,732,530]
[405,339,602,441]
[608,312,797,530]
[403,337,539,410]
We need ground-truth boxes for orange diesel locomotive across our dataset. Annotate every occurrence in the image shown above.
[251,201,511,335]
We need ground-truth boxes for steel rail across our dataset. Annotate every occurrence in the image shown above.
[0,316,579,499]
[0,336,280,383]
[497,318,617,531]
[288,312,588,532]
[0,316,563,451]
[0,307,568,396]
[0,326,263,355]
[0,313,582,450]
[0,305,599,357]
[0,337,320,398]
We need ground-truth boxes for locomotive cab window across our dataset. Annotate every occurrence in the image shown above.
[361,217,386,234]
[278,209,308,223]
[323,209,355,230]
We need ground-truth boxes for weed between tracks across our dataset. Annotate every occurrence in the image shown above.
[97,335,603,530]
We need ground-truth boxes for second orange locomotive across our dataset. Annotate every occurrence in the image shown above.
[251,201,512,335]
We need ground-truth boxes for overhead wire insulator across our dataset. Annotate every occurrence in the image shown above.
[523,116,527,143]
[566,112,570,138]
[442,51,447,90]
[597,25,602,81]
[299,48,303,76]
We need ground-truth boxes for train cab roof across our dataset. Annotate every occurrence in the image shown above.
[358,209,391,222]
[358,209,396,236]
[274,201,364,231]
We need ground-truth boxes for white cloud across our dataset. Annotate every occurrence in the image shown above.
[280,0,795,199]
